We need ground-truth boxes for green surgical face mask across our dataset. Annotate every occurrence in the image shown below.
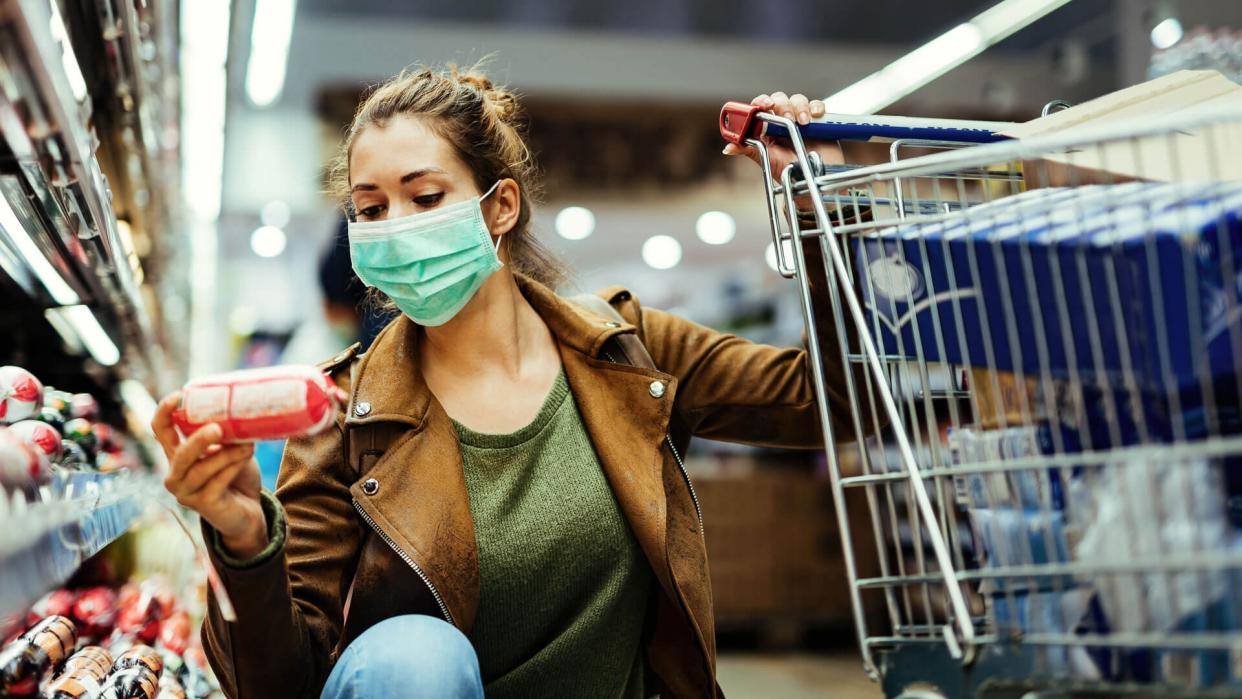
[348,181,502,326]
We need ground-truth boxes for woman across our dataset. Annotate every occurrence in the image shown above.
[152,65,853,699]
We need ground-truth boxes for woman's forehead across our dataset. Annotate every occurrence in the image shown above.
[350,115,460,179]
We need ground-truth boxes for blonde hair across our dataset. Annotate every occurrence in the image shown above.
[329,61,567,290]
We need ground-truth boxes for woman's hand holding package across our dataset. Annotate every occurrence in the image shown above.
[152,393,268,559]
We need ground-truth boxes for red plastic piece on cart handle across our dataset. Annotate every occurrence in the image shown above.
[719,101,764,145]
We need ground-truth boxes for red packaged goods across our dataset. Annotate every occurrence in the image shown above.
[62,419,97,456]
[0,615,76,695]
[26,589,77,627]
[155,611,190,656]
[45,645,113,698]
[116,584,172,645]
[171,365,344,443]
[0,428,50,487]
[8,419,63,462]
[99,645,162,699]
[72,587,118,641]
[0,366,42,425]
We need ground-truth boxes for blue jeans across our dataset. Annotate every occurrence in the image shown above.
[321,615,484,698]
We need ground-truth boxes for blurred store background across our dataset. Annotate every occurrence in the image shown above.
[3,0,1242,697]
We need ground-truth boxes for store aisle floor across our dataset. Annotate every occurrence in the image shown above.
[717,652,882,698]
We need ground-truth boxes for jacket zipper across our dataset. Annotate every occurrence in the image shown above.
[351,499,455,626]
[665,434,703,533]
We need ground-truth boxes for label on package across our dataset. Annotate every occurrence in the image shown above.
[230,379,307,420]
[183,386,230,424]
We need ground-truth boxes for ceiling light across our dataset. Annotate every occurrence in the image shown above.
[45,306,120,366]
[250,225,287,258]
[695,211,736,245]
[823,0,1072,115]
[246,0,298,107]
[555,206,595,240]
[1151,17,1183,50]
[0,192,80,305]
[119,379,159,429]
[48,1,88,102]
[641,235,682,270]
[261,200,292,228]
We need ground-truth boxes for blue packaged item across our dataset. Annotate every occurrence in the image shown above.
[968,506,1072,593]
[853,181,1242,395]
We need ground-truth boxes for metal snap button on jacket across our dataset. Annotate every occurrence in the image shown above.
[354,401,371,417]
[604,321,620,328]
[362,478,379,495]
[648,381,665,398]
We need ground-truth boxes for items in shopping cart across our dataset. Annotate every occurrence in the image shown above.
[854,181,1242,400]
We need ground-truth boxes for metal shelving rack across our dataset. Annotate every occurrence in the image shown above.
[0,0,182,636]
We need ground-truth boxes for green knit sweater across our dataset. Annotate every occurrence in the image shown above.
[453,371,654,699]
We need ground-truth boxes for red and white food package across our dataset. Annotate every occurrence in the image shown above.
[8,419,63,462]
[171,365,343,443]
[0,427,50,487]
[0,366,43,425]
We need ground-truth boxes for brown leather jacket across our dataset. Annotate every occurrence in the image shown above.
[201,276,853,698]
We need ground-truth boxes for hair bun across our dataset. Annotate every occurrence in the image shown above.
[450,64,518,122]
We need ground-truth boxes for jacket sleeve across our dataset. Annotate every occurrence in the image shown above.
[621,297,860,449]
[201,372,362,699]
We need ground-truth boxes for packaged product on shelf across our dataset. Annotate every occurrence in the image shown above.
[156,673,186,699]
[0,366,43,425]
[69,394,99,421]
[172,365,346,443]
[0,615,76,695]
[8,420,64,463]
[99,645,163,699]
[58,441,89,469]
[63,419,98,458]
[0,427,51,488]
[72,587,118,641]
[25,590,77,628]
[115,582,174,646]
[155,611,190,657]
[45,645,113,698]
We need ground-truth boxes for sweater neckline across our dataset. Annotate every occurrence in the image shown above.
[452,370,570,449]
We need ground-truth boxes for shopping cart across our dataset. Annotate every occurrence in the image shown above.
[720,101,1242,698]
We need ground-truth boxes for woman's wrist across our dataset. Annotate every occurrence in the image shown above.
[219,508,270,560]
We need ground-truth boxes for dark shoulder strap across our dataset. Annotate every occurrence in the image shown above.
[568,292,656,370]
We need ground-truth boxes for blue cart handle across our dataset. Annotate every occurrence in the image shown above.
[720,100,1015,145]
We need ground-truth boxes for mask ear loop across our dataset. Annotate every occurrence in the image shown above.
[482,179,506,255]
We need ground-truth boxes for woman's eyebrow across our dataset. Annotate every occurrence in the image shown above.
[400,167,447,184]
[350,168,446,194]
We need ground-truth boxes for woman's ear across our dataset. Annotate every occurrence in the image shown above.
[488,178,521,237]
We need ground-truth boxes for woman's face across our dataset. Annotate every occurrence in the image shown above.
[348,114,480,222]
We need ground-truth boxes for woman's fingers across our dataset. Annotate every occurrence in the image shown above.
[810,99,826,118]
[168,423,224,484]
[174,443,254,497]
[151,392,183,460]
[195,458,252,505]
[790,94,811,124]
[768,91,792,119]
[751,93,772,108]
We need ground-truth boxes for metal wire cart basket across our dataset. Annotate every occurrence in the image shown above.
[720,101,1242,698]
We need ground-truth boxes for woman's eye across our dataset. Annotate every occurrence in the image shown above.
[414,192,444,206]
[357,205,383,220]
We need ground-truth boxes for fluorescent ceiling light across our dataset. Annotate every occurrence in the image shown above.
[250,225,287,258]
[641,235,682,270]
[823,0,1073,114]
[246,0,298,107]
[45,305,120,366]
[0,192,80,305]
[765,240,794,273]
[1151,17,1183,50]
[48,1,88,102]
[555,206,596,240]
[696,211,736,245]
[119,379,159,429]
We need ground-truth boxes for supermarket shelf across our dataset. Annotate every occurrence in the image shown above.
[0,471,157,633]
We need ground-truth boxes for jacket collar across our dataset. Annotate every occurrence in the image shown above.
[344,274,638,430]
